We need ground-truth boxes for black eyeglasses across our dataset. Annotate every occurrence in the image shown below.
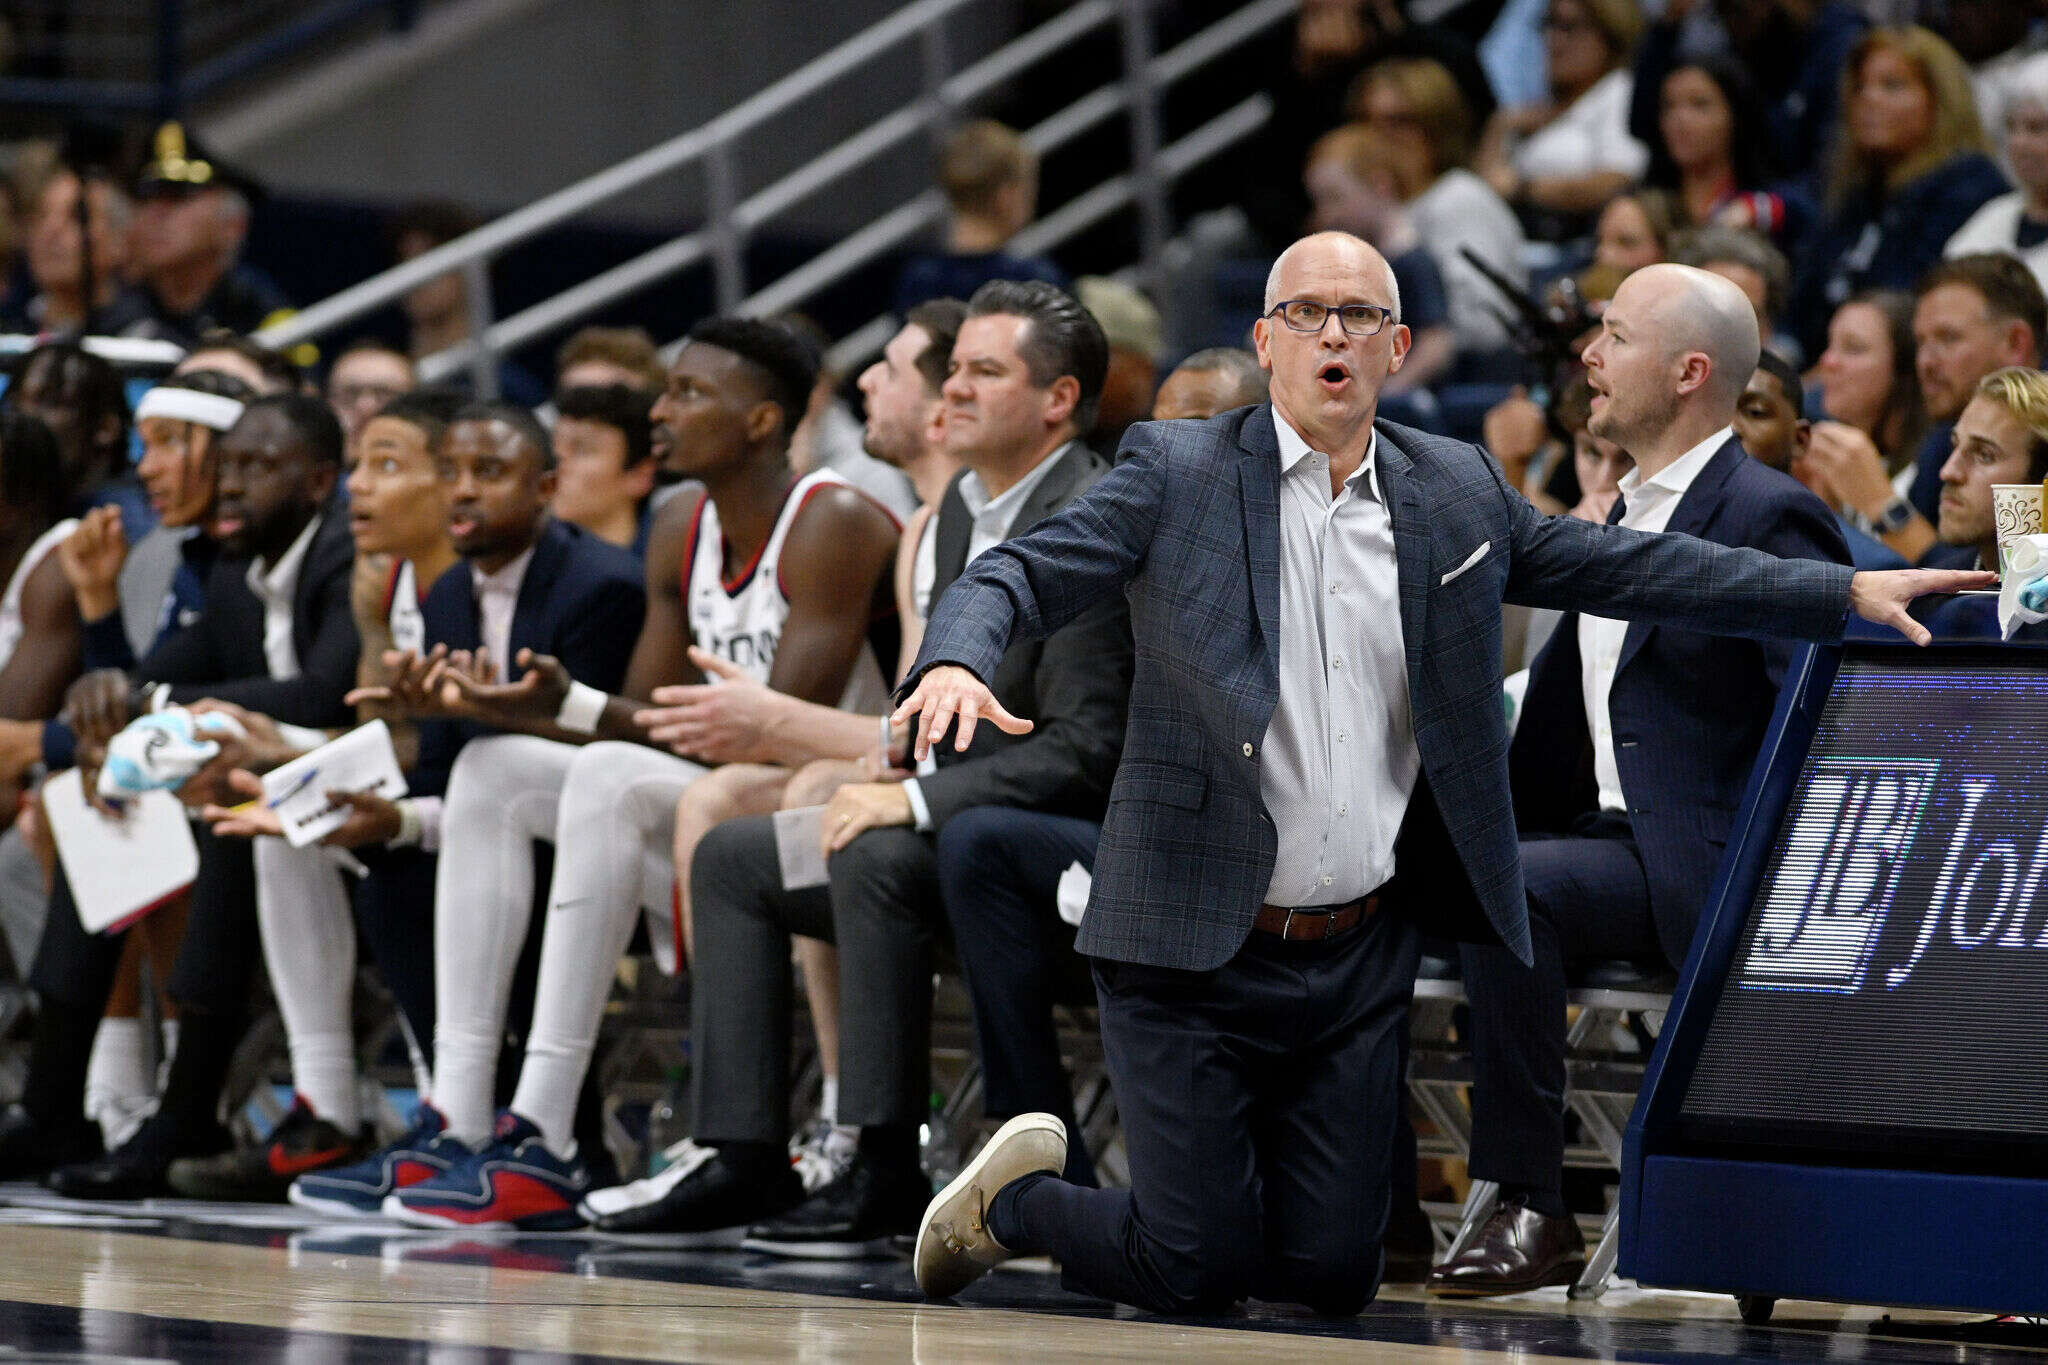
[1267,299,1396,337]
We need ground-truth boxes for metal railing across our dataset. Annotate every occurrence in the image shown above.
[0,0,420,116]
[255,0,1295,395]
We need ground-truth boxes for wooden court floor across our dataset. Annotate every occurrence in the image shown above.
[1,1188,2043,1362]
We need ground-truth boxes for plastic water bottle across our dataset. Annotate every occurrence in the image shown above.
[919,1091,958,1191]
[646,1054,692,1175]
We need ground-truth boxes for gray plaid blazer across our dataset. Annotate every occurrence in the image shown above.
[909,405,1856,971]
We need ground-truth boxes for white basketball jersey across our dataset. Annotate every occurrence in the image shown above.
[686,470,891,711]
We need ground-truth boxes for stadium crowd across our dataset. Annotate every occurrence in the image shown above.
[0,0,2042,1310]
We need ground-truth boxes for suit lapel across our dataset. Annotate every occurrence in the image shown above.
[1614,437,1741,677]
[509,519,570,671]
[931,471,973,597]
[1236,408,1281,672]
[1373,421,1430,670]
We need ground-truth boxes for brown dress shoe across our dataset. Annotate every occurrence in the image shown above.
[1426,1198,1586,1297]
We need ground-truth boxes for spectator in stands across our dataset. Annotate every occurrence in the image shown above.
[550,384,657,557]
[1629,0,1868,184]
[893,121,1069,315]
[1305,124,1457,393]
[1890,367,2048,642]
[127,123,293,348]
[7,167,157,338]
[1430,265,1850,1297]
[1951,0,2048,165]
[555,325,664,394]
[1473,0,1650,236]
[1931,366,2048,575]
[1592,188,1677,278]
[391,199,547,407]
[591,282,1129,1255]
[1787,28,2007,359]
[0,394,357,1197]
[1733,349,1807,476]
[780,315,918,521]
[1075,277,1163,452]
[177,328,300,397]
[324,340,416,448]
[1641,56,1808,250]
[1808,290,1924,492]
[1947,53,2048,295]
[1150,348,1268,421]
[354,318,899,1231]
[1808,255,2044,566]
[1672,225,1797,364]
[182,399,647,1205]
[1357,56,1527,364]
[2,342,145,536]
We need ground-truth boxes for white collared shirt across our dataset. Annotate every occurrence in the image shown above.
[245,515,321,680]
[904,443,1076,829]
[471,545,536,677]
[1579,426,1731,812]
[1259,408,1417,906]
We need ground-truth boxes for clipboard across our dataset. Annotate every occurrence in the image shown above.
[43,768,198,935]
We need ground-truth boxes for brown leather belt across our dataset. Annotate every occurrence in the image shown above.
[1253,894,1379,942]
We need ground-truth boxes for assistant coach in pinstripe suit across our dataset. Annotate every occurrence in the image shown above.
[896,233,1991,1317]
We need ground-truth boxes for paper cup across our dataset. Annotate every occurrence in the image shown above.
[1992,484,2044,575]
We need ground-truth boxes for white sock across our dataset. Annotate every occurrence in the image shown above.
[432,734,577,1145]
[511,742,704,1156]
[820,1076,840,1127]
[83,1017,153,1144]
[253,839,361,1131]
[158,1017,180,1089]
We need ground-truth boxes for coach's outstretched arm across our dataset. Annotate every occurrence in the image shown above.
[896,435,1165,758]
[1488,454,1995,646]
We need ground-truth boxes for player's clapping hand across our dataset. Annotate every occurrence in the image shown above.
[433,648,572,726]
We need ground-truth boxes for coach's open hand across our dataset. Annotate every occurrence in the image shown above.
[891,665,1034,761]
[1850,567,2000,645]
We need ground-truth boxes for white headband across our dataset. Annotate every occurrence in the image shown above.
[134,386,245,431]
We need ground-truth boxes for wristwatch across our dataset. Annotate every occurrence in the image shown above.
[1871,495,1916,534]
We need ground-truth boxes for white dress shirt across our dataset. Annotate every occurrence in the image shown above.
[245,515,321,681]
[1579,426,1730,812]
[471,545,536,678]
[1260,410,1418,907]
[904,443,1075,830]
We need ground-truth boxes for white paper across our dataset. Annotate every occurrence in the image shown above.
[260,720,408,847]
[773,805,829,890]
[1056,861,1092,927]
[43,768,198,934]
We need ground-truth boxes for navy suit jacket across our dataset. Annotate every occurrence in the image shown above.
[1508,437,1851,965]
[140,499,359,728]
[414,518,645,798]
[910,405,1858,971]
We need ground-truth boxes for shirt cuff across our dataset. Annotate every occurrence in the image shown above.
[901,777,934,832]
[42,718,74,771]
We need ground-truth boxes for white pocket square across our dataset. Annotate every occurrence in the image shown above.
[1440,541,1491,586]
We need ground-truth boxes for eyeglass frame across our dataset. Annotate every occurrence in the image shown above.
[1265,298,1399,338]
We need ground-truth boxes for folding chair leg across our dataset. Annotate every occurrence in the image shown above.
[1569,1202,1621,1300]
[1443,1179,1499,1260]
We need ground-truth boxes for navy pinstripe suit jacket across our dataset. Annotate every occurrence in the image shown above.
[910,405,1857,971]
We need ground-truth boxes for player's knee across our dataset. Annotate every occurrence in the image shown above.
[782,759,853,809]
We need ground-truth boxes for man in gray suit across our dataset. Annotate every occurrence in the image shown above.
[900,232,1990,1316]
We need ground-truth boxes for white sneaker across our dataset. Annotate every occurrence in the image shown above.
[914,1113,1066,1300]
[578,1137,717,1224]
